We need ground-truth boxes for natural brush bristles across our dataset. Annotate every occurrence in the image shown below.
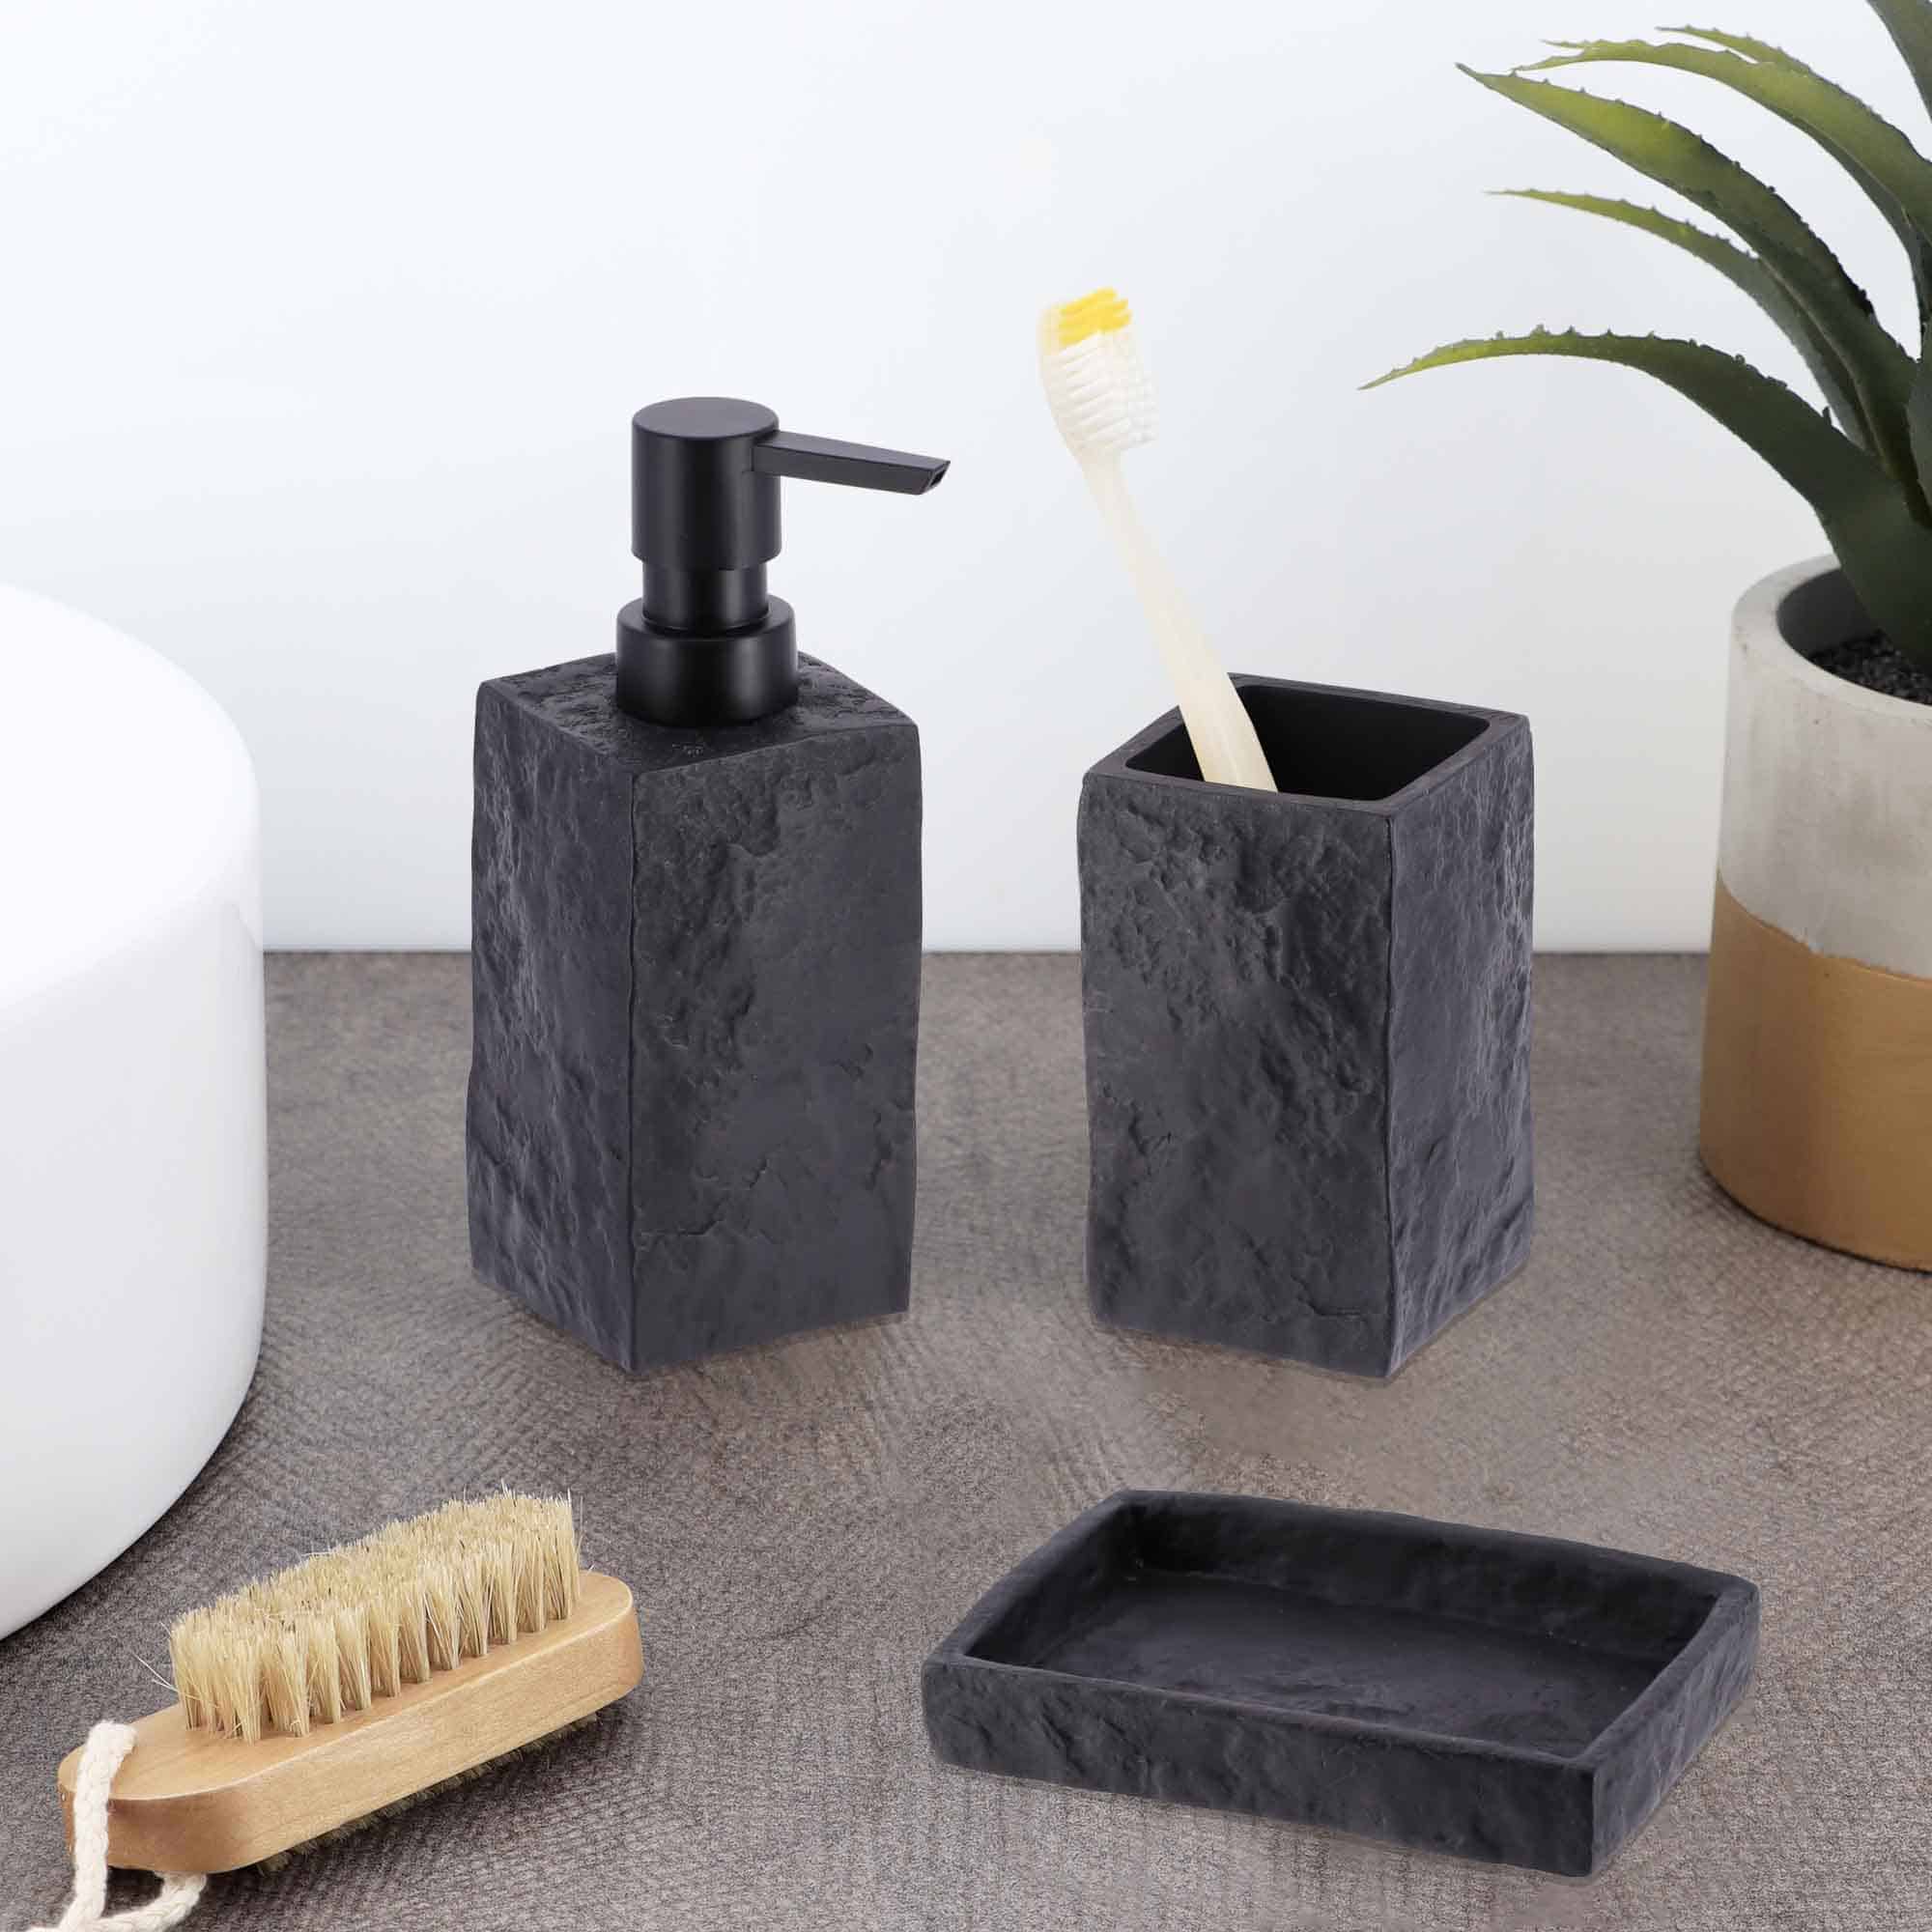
[1038,286,1156,463]
[168,1494,581,1743]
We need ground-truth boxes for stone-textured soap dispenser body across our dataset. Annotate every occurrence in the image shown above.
[467,398,947,1371]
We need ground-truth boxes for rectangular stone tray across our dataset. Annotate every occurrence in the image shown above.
[923,1492,1758,1876]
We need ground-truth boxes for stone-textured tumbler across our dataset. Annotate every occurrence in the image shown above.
[1078,673,1533,1378]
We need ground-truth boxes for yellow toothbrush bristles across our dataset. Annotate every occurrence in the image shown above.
[1036,283,1277,791]
[1038,286,1156,462]
[1048,288,1133,349]
[168,1494,582,1742]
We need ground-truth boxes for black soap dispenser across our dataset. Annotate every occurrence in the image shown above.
[468,398,948,1372]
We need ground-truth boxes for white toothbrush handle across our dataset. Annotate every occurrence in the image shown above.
[1081,459,1277,791]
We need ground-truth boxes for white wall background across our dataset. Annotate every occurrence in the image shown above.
[0,0,1915,949]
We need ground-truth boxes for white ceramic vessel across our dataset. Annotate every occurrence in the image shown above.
[0,585,265,1637]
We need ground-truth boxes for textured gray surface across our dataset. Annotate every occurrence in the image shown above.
[469,653,921,1369]
[923,1492,1757,1877]
[1386,717,1536,1367]
[3,953,1929,1930]
[1079,681,1533,1377]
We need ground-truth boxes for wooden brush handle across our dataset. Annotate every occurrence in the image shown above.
[57,1571,642,1874]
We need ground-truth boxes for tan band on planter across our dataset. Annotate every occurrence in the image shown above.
[1702,880,1932,1271]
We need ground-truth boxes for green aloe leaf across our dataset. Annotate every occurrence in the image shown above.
[1674,24,1932,502]
[1362,330,1932,668]
[1911,314,1932,501]
[1672,27,1932,328]
[1463,68,1923,509]
[1496,190,1869,440]
[1665,26,1818,64]
[1865,0,1932,130]
[1530,35,1932,326]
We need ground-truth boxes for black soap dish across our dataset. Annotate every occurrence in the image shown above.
[923,1492,1758,1877]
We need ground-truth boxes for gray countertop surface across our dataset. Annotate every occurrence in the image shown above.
[3,954,1925,1930]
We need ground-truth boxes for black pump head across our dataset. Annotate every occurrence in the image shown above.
[616,397,949,726]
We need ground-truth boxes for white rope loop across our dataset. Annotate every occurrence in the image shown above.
[29,1722,206,1932]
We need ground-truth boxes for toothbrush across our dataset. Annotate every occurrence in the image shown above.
[39,1494,641,1922]
[1038,289,1276,792]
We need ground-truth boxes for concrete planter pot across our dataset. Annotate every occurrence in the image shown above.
[1702,557,1932,1269]
[1077,674,1534,1378]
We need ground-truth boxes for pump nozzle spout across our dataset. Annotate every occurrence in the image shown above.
[753,432,949,496]
[618,396,949,726]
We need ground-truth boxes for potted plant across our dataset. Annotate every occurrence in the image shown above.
[1371,7,1932,1270]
